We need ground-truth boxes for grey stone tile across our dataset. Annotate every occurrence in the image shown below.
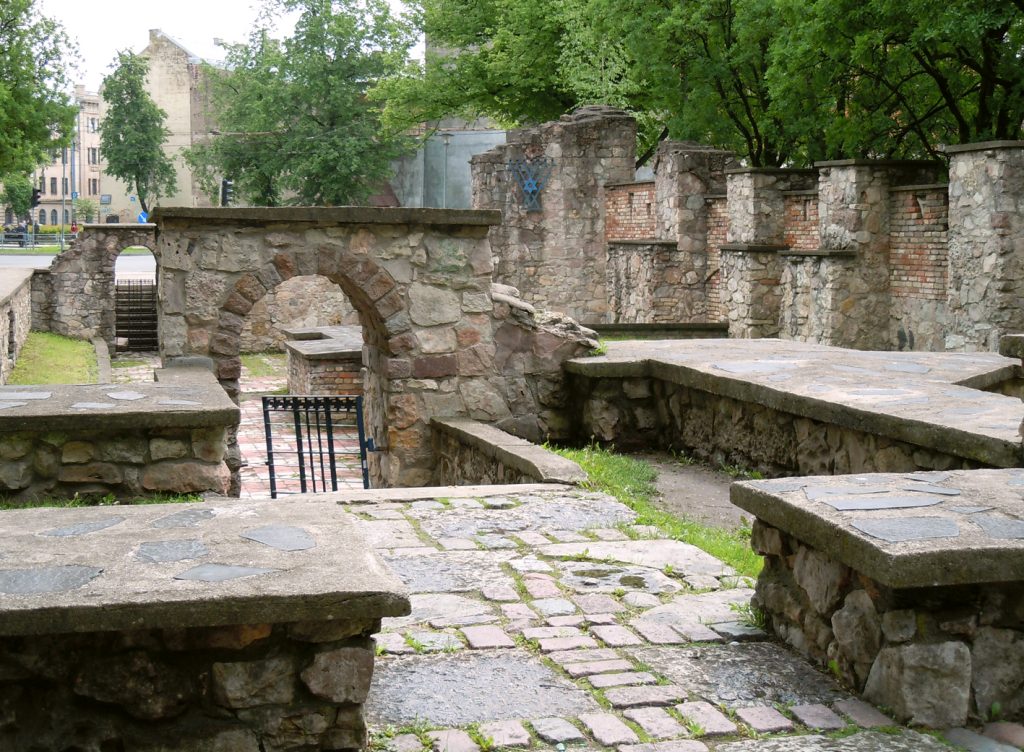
[387,593,496,630]
[675,701,736,736]
[982,722,1024,749]
[711,622,767,642]
[538,635,599,652]
[579,712,638,745]
[734,706,793,733]
[531,598,578,617]
[790,703,846,730]
[832,698,893,729]
[851,516,960,542]
[462,625,515,649]
[478,720,530,748]
[428,729,479,752]
[712,730,962,751]
[562,659,634,678]
[619,743,708,752]
[530,717,585,744]
[588,672,657,688]
[944,728,1020,752]
[603,685,686,708]
[389,733,426,752]
[623,707,685,739]
[591,625,643,647]
[438,537,479,551]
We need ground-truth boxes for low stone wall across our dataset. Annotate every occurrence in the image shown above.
[284,326,364,396]
[732,471,1024,728]
[431,417,586,486]
[0,498,409,751]
[0,270,33,384]
[0,368,238,502]
[607,240,709,323]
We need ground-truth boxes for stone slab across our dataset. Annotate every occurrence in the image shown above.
[733,470,1024,587]
[712,730,952,751]
[540,540,728,576]
[382,551,515,594]
[0,499,408,635]
[365,652,599,726]
[627,644,848,709]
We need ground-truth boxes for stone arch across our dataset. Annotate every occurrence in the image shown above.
[154,207,505,489]
[39,223,157,347]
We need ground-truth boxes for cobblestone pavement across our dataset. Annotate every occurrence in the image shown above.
[360,486,1023,752]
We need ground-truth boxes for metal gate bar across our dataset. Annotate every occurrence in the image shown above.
[261,395,369,498]
[115,280,158,351]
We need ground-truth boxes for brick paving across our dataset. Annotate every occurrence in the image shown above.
[360,486,1017,751]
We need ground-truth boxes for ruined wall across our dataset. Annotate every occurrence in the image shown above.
[472,106,636,325]
[0,270,33,385]
[606,241,698,323]
[946,142,1024,352]
[241,276,358,352]
[605,182,656,241]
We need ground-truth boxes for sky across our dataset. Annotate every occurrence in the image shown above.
[37,0,416,93]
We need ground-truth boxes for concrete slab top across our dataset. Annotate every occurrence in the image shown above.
[731,469,1024,588]
[0,498,410,636]
[0,380,239,431]
[566,339,1024,467]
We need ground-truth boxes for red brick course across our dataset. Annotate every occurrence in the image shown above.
[606,183,656,241]
[888,187,948,301]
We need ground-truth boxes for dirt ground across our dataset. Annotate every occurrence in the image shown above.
[631,451,751,531]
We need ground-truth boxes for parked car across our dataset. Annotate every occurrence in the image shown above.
[1,224,28,248]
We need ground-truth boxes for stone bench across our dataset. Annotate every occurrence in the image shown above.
[731,469,1024,728]
[0,498,409,750]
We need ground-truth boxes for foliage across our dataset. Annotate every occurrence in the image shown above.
[9,332,97,385]
[2,174,33,220]
[99,52,177,215]
[382,0,1024,166]
[72,198,98,223]
[0,0,77,178]
[187,0,417,206]
[551,444,762,577]
[240,352,287,378]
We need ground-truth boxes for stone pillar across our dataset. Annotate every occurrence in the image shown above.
[945,142,1024,351]
[720,169,814,338]
[472,106,636,325]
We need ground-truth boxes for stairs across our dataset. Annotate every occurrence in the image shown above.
[115,280,158,351]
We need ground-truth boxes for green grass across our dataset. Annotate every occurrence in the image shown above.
[241,351,287,378]
[9,332,97,384]
[0,492,203,510]
[551,444,762,578]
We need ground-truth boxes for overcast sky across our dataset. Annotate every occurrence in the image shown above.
[37,0,416,92]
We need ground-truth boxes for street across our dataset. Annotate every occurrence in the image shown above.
[0,254,156,276]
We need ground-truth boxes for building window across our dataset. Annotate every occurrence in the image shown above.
[38,210,46,225]
[50,177,57,194]
[50,209,58,225]
[62,178,68,195]
[64,209,70,224]
[89,178,98,195]
[87,147,99,165]
[88,118,98,133]
[39,176,46,194]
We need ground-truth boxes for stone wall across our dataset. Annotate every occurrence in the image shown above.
[607,241,701,323]
[568,375,988,478]
[945,142,1024,352]
[287,351,363,396]
[605,182,656,240]
[472,106,636,325]
[241,275,359,352]
[0,370,236,502]
[0,270,33,385]
[431,417,586,486]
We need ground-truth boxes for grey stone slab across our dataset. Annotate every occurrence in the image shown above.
[832,699,893,729]
[359,519,426,549]
[575,593,626,613]
[973,514,1024,540]
[477,534,517,550]
[174,563,278,582]
[106,391,147,401]
[619,743,708,752]
[427,729,478,752]
[366,653,599,726]
[0,401,27,409]
[531,598,577,617]
[157,399,201,406]
[900,483,961,496]
[949,506,994,514]
[591,625,643,646]
[712,731,950,751]
[560,561,682,595]
[884,362,930,374]
[675,701,736,736]
[904,472,952,483]
[150,507,216,528]
[43,516,126,537]
[438,537,478,551]
[386,592,496,630]
[382,551,514,594]
[481,584,519,602]
[388,733,425,752]
[579,712,639,745]
[240,524,316,551]
[0,391,51,400]
[627,644,848,709]
[477,720,530,747]
[623,707,685,739]
[713,361,794,375]
[563,659,635,678]
[623,591,663,608]
[943,729,1018,752]
[510,556,553,573]
[851,517,960,542]
[406,631,463,652]
[135,539,209,563]
[789,704,846,730]
[530,717,586,744]
[711,622,767,641]
[462,625,515,649]
[631,589,754,633]
[604,685,686,708]
[588,671,656,688]
[823,494,946,511]
[734,705,793,733]
[750,479,806,493]
[0,565,103,595]
[540,540,728,576]
[71,402,118,409]
[804,484,891,500]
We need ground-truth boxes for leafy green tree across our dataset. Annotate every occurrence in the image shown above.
[73,197,98,222]
[0,0,77,177]
[99,51,177,214]
[2,174,33,221]
[188,0,416,206]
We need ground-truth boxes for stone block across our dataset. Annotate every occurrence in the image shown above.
[62,441,95,464]
[59,462,123,485]
[150,438,190,461]
[141,461,229,494]
[75,650,195,720]
[300,646,374,704]
[211,657,296,709]
[863,641,971,727]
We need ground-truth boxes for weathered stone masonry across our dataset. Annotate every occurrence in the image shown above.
[0,269,33,385]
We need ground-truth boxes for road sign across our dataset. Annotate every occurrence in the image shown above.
[71,191,79,199]
[137,211,148,223]
[130,196,136,202]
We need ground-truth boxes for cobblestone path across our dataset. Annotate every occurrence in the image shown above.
[361,486,1022,752]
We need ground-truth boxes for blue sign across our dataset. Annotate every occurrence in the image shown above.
[71,191,79,199]
[130,196,136,202]
[137,211,148,223]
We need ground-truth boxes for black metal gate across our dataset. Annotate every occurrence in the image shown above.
[261,395,370,497]
[115,280,158,351]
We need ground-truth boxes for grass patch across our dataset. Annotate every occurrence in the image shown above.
[550,444,762,578]
[9,332,96,384]
[0,492,202,510]
[240,351,286,378]
[111,358,148,369]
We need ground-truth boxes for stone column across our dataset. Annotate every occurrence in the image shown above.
[720,169,813,338]
[945,141,1024,351]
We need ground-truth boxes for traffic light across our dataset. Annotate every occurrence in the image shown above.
[30,188,41,208]
[220,178,234,207]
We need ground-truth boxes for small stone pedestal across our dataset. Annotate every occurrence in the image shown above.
[0,498,409,750]
[732,470,1024,728]
[284,325,365,396]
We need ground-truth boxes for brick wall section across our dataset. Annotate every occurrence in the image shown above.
[783,194,819,251]
[288,352,364,395]
[706,196,728,321]
[889,186,949,301]
[605,182,657,240]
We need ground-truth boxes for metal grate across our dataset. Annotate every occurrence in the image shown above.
[115,280,158,351]
[507,157,555,211]
[261,395,370,498]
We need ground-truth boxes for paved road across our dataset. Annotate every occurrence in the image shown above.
[0,254,156,275]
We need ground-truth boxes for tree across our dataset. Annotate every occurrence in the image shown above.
[0,0,78,178]
[187,0,417,206]
[100,51,177,214]
[2,174,33,221]
[73,197,98,223]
